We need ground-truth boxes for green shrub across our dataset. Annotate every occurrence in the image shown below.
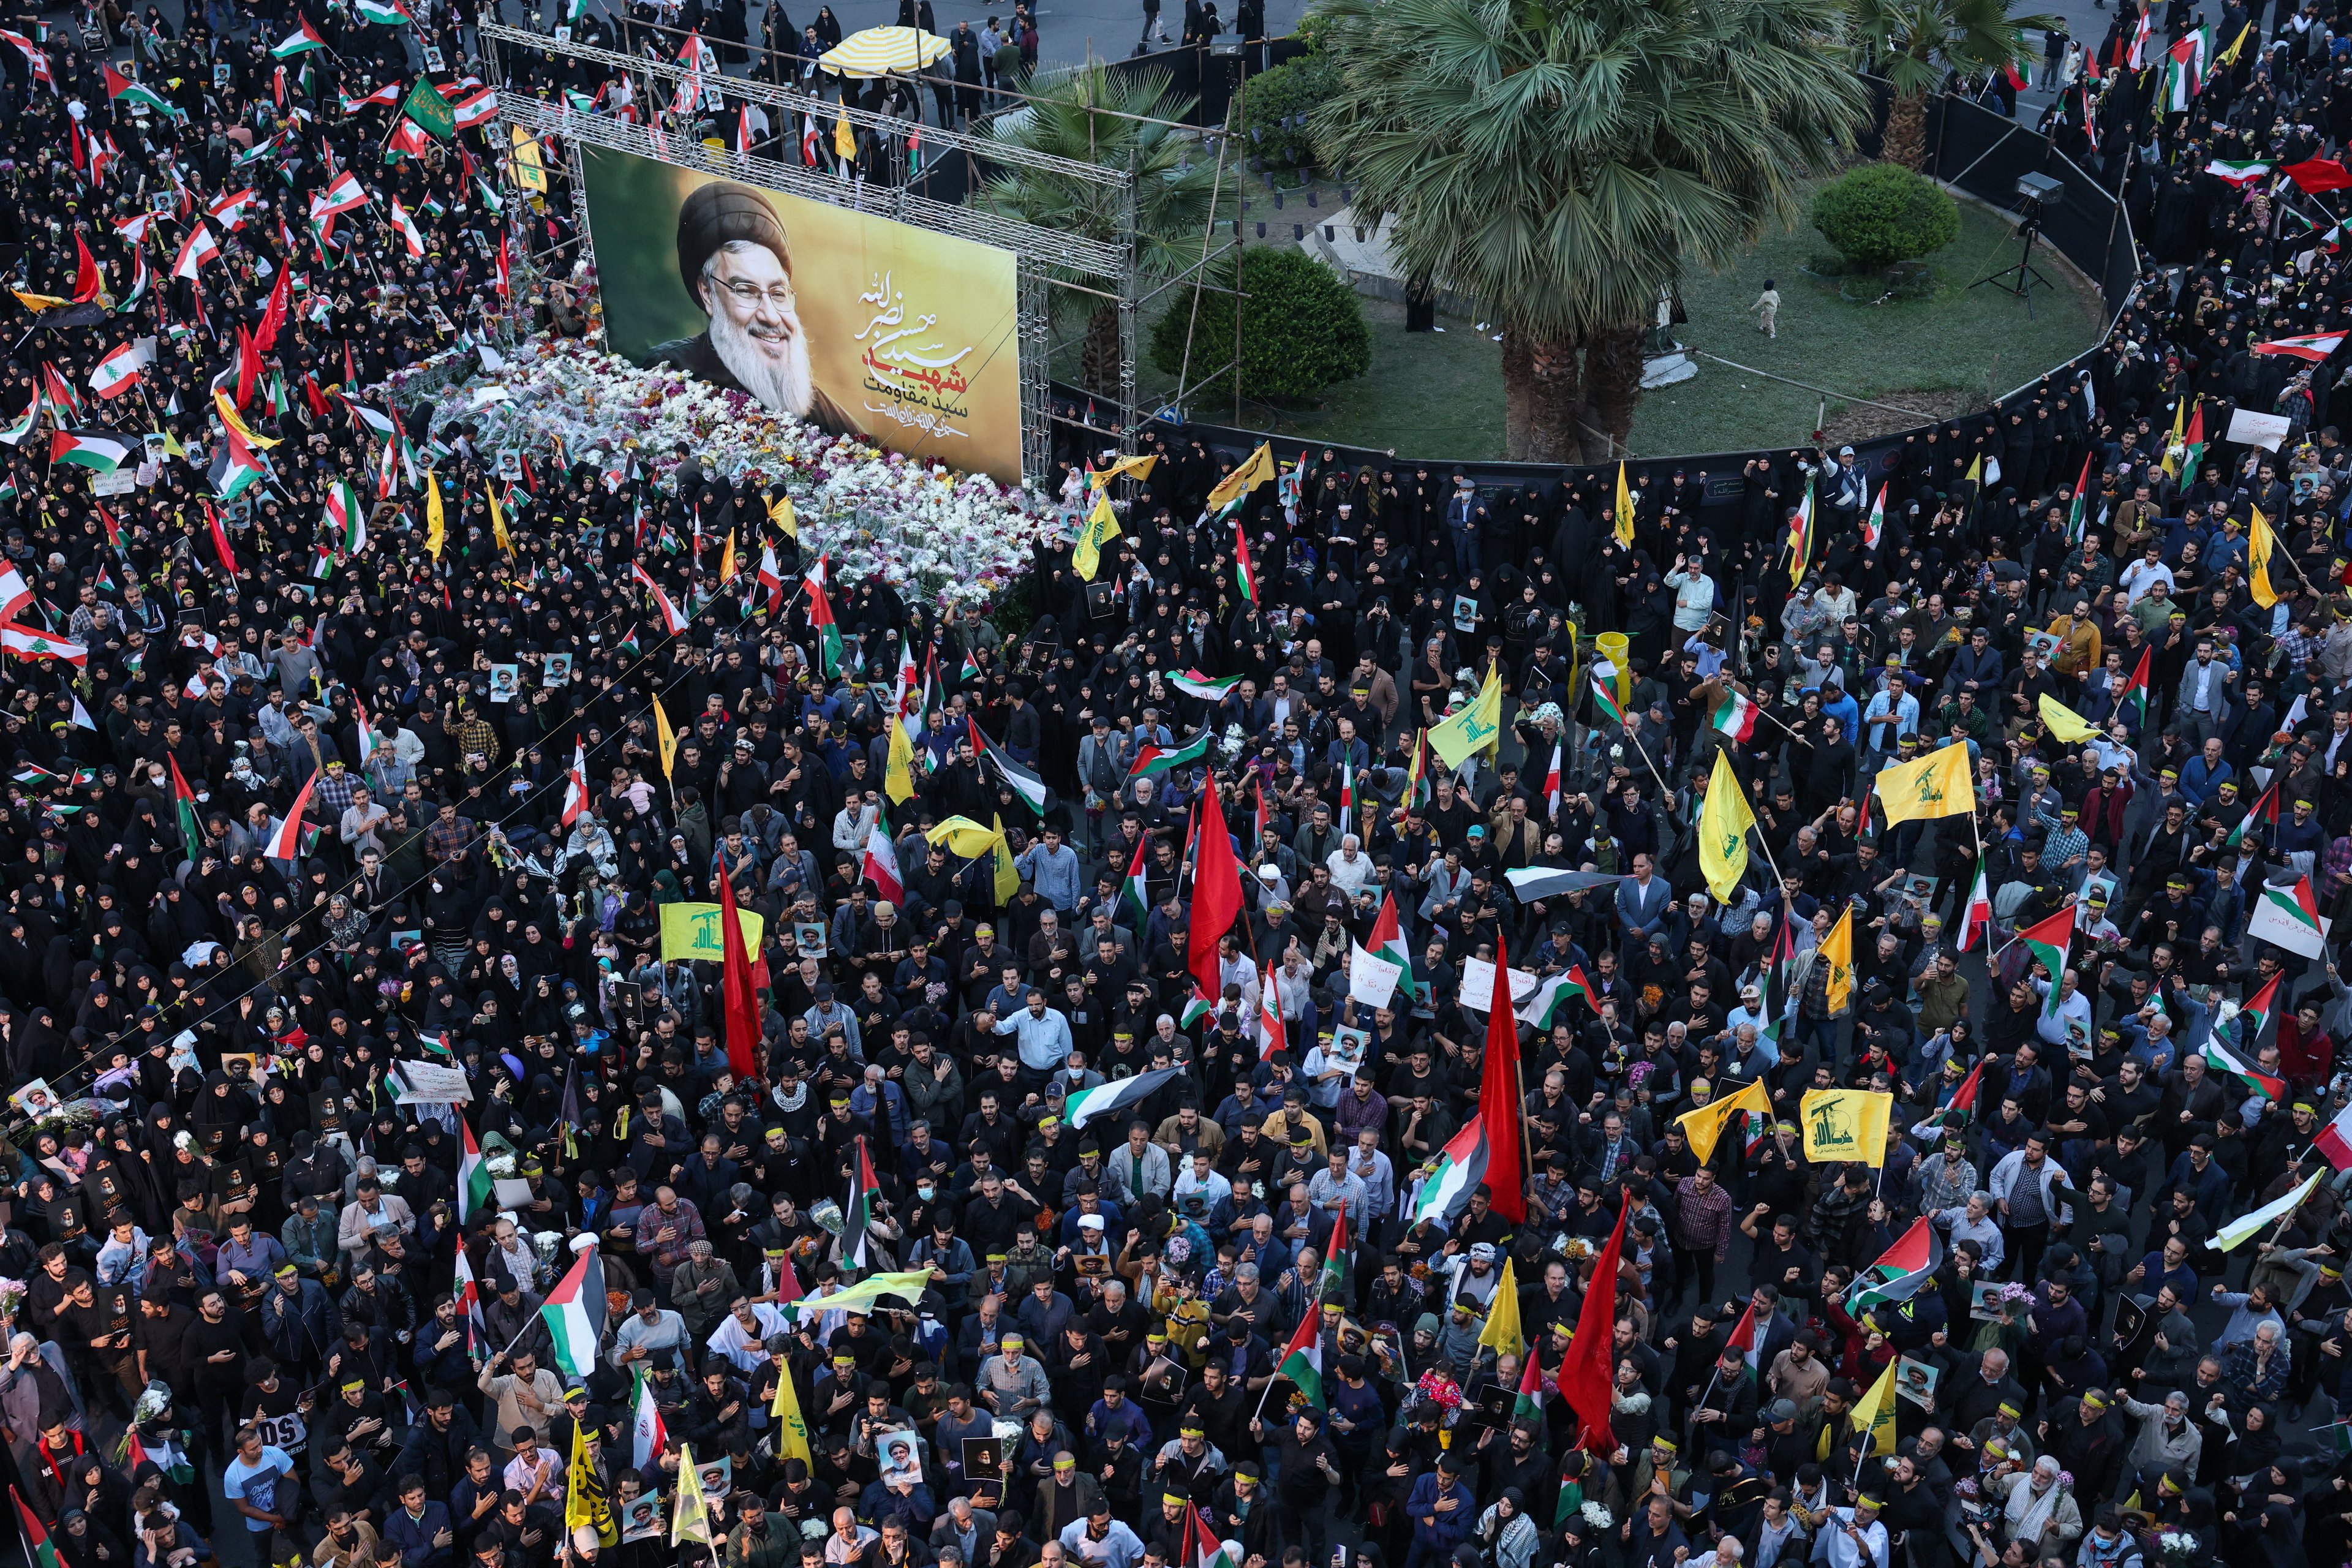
[1149,246,1371,406]
[1811,162,1959,271]
[1240,50,1341,179]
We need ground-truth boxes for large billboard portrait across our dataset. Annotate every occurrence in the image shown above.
[581,145,1022,483]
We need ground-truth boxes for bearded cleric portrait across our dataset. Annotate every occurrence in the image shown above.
[647,180,864,436]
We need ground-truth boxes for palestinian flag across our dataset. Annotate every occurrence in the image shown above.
[2015,905,2075,1013]
[2202,1028,2286,1103]
[1117,835,1151,931]
[1180,989,1215,1030]
[1847,1216,1946,1316]
[0,397,36,446]
[1129,728,1213,778]
[1513,1347,1545,1423]
[2236,972,2282,1052]
[1170,669,1240,701]
[355,0,412,21]
[1234,518,1257,601]
[538,1242,608,1379]
[1368,892,1419,1001]
[2176,399,2207,486]
[2256,875,2325,948]
[2064,453,2094,541]
[210,424,268,500]
[632,564,689,635]
[2227,778,2280,849]
[968,717,1048,815]
[13,1487,55,1568]
[48,430,130,471]
[1063,1068,1182,1134]
[1590,672,1625,725]
[1956,856,1994,949]
[1517,964,1601,1030]
[1412,1115,1488,1229]
[167,755,201,854]
[2115,647,2151,729]
[102,62,176,115]
[271,19,327,56]
[2255,331,2348,361]
[805,563,843,676]
[845,1136,878,1268]
[1273,1298,1324,1407]
[1757,916,1798,1045]
[1942,1059,1985,1123]
[458,1115,494,1223]
[2207,159,2272,184]
[1711,687,1758,742]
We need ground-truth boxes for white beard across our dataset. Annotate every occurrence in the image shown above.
[707,301,815,419]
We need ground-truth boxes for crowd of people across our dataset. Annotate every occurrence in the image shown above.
[5,13,2352,1568]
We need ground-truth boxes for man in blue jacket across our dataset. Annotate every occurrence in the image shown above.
[383,1474,457,1568]
[1402,1449,1476,1568]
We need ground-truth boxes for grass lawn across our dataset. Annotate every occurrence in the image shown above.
[1084,175,2104,462]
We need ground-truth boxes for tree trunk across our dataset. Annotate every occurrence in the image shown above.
[1501,327,1585,464]
[1580,324,1648,462]
[1080,302,1123,398]
[1884,91,1927,171]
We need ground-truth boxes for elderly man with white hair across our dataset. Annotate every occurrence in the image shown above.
[0,1333,78,1447]
[1987,1455,2082,1558]
[1325,835,1374,894]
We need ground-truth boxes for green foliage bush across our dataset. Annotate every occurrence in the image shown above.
[1242,50,1341,179]
[1149,246,1371,405]
[1811,162,1959,271]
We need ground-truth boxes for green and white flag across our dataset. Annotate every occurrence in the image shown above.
[1064,1068,1183,1133]
[537,1243,606,1379]
[1170,669,1240,701]
[1273,1301,1323,1406]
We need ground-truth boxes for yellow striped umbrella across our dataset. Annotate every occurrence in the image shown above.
[818,25,951,77]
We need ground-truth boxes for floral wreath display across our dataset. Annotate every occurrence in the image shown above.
[393,270,1063,613]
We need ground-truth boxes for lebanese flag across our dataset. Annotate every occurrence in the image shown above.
[1722,1301,1762,1374]
[170,222,219,280]
[385,117,431,159]
[801,113,820,166]
[0,565,31,621]
[2253,332,2347,361]
[312,170,368,219]
[388,198,426,257]
[2314,1099,2352,1170]
[88,342,145,400]
[862,823,903,904]
[560,738,589,826]
[207,187,258,231]
[450,86,497,129]
[1556,1202,1628,1452]
[265,770,321,860]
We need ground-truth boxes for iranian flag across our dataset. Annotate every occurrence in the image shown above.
[538,1242,608,1379]
[388,198,426,257]
[1117,835,1151,931]
[459,1117,494,1224]
[1711,687,1758,741]
[167,755,202,853]
[1272,1300,1324,1406]
[1234,518,1257,601]
[2202,1028,2286,1103]
[1590,672,1625,726]
[1544,741,1563,816]
[48,430,131,471]
[325,479,364,554]
[1129,728,1212,778]
[1062,1068,1182,1133]
[271,18,327,55]
[1847,1216,1947,1314]
[862,823,903,905]
[13,1487,55,1568]
[1336,759,1354,837]
[632,1366,669,1469]
[264,771,321,860]
[1368,892,1419,1000]
[805,561,843,676]
[2206,159,2272,184]
[102,62,176,115]
[1956,856,1994,949]
[1412,1114,1488,1229]
[0,626,88,666]
[845,1136,880,1268]
[2014,905,2075,1012]
[450,86,498,129]
[2253,331,2346,360]
[1171,669,1240,701]
[88,343,146,400]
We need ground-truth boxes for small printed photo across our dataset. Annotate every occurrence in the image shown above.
[9,1079,61,1120]
[488,664,522,703]
[960,1436,1002,1476]
[876,1430,924,1488]
[695,1453,731,1501]
[1895,1356,1940,1411]
[543,653,575,687]
[620,1496,662,1542]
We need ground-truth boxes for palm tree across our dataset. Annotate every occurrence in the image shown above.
[1310,0,1869,465]
[1849,0,2059,170]
[980,66,1230,399]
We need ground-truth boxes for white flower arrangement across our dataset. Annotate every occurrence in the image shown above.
[2155,1531,2197,1565]
[484,1152,519,1180]
[410,333,1058,613]
[1580,1502,1611,1532]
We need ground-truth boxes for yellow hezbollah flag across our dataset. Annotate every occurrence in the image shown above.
[564,1416,617,1545]
[925,815,1003,861]
[768,492,797,540]
[1847,1354,1900,1456]
[1207,442,1276,513]
[1675,1076,1771,1164]
[1819,906,1855,1016]
[990,813,1019,903]
[425,472,446,559]
[489,484,513,556]
[669,1442,712,1547]
[885,714,916,804]
[1475,1256,1525,1361]
[658,902,766,964]
[9,289,66,312]
[510,125,548,192]
[1800,1088,1894,1167]
[1870,742,1974,824]
[1074,489,1120,582]
[770,1357,815,1468]
[215,388,281,448]
[2250,507,2279,608]
[832,112,856,163]
[778,1270,940,1323]
[1091,453,1157,487]
[1427,665,1502,769]
[1613,461,1634,546]
[652,695,679,780]
[2037,693,2100,743]
[718,528,738,584]
[1698,750,1755,904]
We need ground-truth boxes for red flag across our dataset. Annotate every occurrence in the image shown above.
[1186,775,1244,1005]
[71,233,101,303]
[205,502,238,576]
[716,848,761,1080]
[235,324,259,410]
[1555,1202,1628,1453]
[2284,157,2352,192]
[255,266,290,352]
[1478,932,1527,1223]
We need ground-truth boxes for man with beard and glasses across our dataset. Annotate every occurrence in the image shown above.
[647,182,863,436]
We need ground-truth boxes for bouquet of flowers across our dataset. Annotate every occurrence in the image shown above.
[0,1277,24,1325]
[2154,1531,2198,1567]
